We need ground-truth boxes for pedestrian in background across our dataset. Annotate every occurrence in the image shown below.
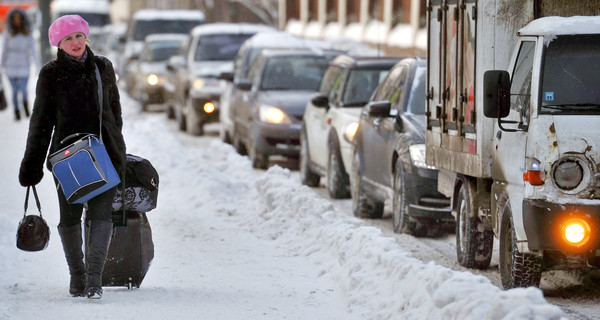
[18,15,126,299]
[0,7,38,120]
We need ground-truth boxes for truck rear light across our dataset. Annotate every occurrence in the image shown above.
[523,170,544,185]
[562,218,591,246]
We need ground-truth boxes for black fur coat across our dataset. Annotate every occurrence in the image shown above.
[19,46,126,186]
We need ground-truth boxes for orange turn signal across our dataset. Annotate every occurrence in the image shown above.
[523,170,544,185]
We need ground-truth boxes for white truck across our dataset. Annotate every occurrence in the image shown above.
[426,0,600,289]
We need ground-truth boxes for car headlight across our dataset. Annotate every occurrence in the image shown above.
[409,144,435,169]
[193,77,220,89]
[552,156,588,192]
[147,74,160,86]
[343,122,359,142]
[258,105,292,124]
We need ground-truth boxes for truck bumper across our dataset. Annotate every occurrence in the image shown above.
[523,199,600,254]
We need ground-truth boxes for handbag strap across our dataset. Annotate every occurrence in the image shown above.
[24,186,42,217]
[94,64,104,144]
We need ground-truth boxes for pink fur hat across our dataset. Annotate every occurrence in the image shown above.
[48,15,89,47]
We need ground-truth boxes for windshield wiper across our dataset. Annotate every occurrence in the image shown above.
[543,103,600,111]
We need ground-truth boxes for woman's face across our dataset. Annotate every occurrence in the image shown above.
[58,32,86,58]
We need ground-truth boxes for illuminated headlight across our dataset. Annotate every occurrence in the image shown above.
[147,74,160,86]
[562,218,591,246]
[203,102,215,114]
[552,157,585,191]
[343,122,359,142]
[193,78,219,89]
[409,144,434,169]
[259,105,292,124]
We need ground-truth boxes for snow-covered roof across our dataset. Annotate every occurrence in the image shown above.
[190,23,276,37]
[518,16,600,37]
[51,0,109,14]
[245,31,332,50]
[132,9,205,21]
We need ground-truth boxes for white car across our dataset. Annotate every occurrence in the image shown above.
[300,55,399,198]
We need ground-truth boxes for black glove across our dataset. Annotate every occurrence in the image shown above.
[19,164,43,187]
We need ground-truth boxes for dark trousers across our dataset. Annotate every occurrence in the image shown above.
[55,182,116,226]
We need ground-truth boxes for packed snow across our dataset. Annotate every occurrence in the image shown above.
[0,80,566,319]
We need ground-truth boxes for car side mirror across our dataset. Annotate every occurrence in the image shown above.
[236,79,252,91]
[219,71,233,82]
[167,55,186,70]
[365,101,392,118]
[310,94,329,108]
[483,70,510,118]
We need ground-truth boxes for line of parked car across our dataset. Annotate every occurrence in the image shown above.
[107,10,453,239]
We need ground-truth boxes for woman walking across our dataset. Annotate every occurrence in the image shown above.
[1,8,38,120]
[18,15,126,299]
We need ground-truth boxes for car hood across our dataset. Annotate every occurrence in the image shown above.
[257,90,316,117]
[191,61,233,78]
[140,62,167,75]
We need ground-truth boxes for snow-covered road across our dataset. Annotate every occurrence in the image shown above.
[0,87,571,320]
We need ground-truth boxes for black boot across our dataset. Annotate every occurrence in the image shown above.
[85,220,112,299]
[58,224,86,297]
[14,109,20,120]
[23,100,29,117]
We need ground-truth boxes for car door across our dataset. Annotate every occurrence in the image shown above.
[362,64,407,186]
[306,65,345,170]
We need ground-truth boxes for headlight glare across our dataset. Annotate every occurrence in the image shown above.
[343,122,359,142]
[562,218,591,246]
[147,74,159,86]
[259,105,292,124]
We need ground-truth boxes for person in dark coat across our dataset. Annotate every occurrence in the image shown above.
[18,15,126,299]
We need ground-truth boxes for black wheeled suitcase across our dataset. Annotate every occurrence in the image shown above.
[85,210,154,289]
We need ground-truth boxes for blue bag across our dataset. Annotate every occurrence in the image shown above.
[47,64,120,204]
[48,133,120,204]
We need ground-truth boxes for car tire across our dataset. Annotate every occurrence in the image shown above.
[456,179,493,269]
[232,125,247,155]
[327,140,350,199]
[248,131,268,169]
[299,128,320,187]
[499,199,542,289]
[166,104,175,119]
[350,149,383,219]
[186,97,204,136]
[176,103,186,132]
[219,126,232,144]
[392,159,429,236]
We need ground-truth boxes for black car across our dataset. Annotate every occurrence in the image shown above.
[234,49,336,169]
[351,58,453,237]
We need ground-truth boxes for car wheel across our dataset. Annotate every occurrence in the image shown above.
[176,103,186,132]
[391,159,427,236]
[299,128,320,187]
[166,104,175,119]
[499,199,542,289]
[456,179,493,269]
[186,97,204,136]
[327,141,350,199]
[350,149,383,219]
[219,125,232,144]
[248,131,268,169]
[232,125,247,155]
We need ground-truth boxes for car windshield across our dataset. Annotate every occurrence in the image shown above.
[56,12,109,26]
[261,56,329,91]
[194,34,254,61]
[132,20,202,41]
[540,34,600,114]
[141,40,182,62]
[406,66,426,114]
[342,68,390,107]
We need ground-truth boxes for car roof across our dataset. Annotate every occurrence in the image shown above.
[330,54,403,69]
[259,48,340,59]
[189,23,276,37]
[132,9,205,21]
[144,33,189,43]
[243,31,333,50]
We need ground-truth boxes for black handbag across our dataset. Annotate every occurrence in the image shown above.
[16,186,50,252]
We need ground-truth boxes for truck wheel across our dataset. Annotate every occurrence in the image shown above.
[327,141,350,199]
[350,149,383,218]
[392,160,428,236]
[299,129,320,187]
[455,182,493,269]
[499,201,542,289]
